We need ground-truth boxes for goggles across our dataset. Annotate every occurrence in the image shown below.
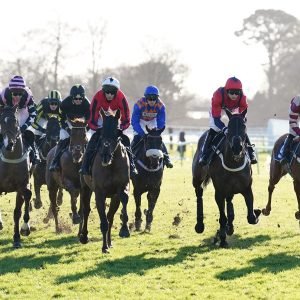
[145,94,158,101]
[227,89,241,96]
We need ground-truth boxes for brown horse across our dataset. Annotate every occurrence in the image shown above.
[33,116,62,209]
[192,111,261,247]
[132,126,165,232]
[46,118,87,232]
[79,109,130,253]
[262,134,300,221]
[0,106,32,248]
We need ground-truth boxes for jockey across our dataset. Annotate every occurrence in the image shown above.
[199,76,257,166]
[131,85,173,168]
[80,76,138,177]
[0,75,40,164]
[280,95,300,164]
[49,84,90,171]
[29,90,62,138]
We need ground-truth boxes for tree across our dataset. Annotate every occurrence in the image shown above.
[235,9,300,100]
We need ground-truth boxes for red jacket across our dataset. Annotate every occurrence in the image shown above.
[88,90,130,131]
[211,87,248,118]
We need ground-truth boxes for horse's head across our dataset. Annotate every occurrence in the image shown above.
[45,116,60,147]
[0,105,20,151]
[144,126,164,169]
[69,118,87,163]
[99,109,121,167]
[226,110,247,161]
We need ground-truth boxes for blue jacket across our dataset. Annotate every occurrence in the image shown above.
[131,97,166,136]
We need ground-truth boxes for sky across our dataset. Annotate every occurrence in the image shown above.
[1,0,299,100]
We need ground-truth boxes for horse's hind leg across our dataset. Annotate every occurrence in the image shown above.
[119,190,130,238]
[78,185,92,244]
[292,180,300,220]
[214,191,228,248]
[33,176,43,209]
[20,188,32,236]
[145,188,160,232]
[47,183,60,233]
[13,192,25,248]
[194,185,205,233]
[226,195,234,236]
[133,188,143,231]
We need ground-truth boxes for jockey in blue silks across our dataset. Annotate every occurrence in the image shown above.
[131,85,173,168]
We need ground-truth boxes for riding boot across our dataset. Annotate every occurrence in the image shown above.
[126,147,138,178]
[280,134,294,165]
[23,130,40,165]
[199,129,216,166]
[245,134,257,164]
[131,134,143,155]
[162,142,173,168]
[49,138,69,172]
[79,132,100,175]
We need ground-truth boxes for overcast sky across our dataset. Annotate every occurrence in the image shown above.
[1,0,299,99]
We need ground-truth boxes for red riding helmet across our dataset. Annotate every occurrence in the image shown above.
[225,77,242,90]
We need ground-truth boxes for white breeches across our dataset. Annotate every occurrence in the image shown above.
[27,118,47,135]
[133,119,158,136]
[17,108,29,127]
[60,128,70,140]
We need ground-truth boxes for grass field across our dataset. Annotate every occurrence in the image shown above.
[0,150,300,299]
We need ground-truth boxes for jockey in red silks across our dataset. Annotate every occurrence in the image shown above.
[80,76,138,177]
[280,95,300,164]
[199,76,257,166]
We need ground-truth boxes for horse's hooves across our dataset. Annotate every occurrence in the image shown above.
[262,208,270,216]
[102,248,110,254]
[0,222,3,230]
[72,214,82,225]
[79,235,89,244]
[13,241,22,249]
[34,200,43,209]
[195,223,205,234]
[226,225,234,236]
[220,241,228,248]
[20,229,31,236]
[119,227,130,238]
[295,211,300,220]
[135,221,142,231]
[254,209,262,218]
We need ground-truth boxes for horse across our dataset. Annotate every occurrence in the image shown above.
[192,111,261,247]
[79,109,130,253]
[33,116,62,209]
[131,126,165,232]
[0,105,32,248]
[46,118,87,232]
[262,134,300,222]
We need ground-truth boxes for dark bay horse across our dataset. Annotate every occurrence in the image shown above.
[33,116,62,209]
[262,134,300,222]
[0,106,32,248]
[192,111,261,247]
[46,118,87,232]
[79,109,130,253]
[132,126,165,232]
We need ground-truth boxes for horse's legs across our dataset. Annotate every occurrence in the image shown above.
[78,185,92,244]
[13,192,25,248]
[33,176,43,209]
[0,210,3,230]
[226,195,234,236]
[69,189,81,225]
[95,190,110,253]
[48,183,60,233]
[242,186,261,224]
[119,190,130,238]
[133,188,143,231]
[194,185,205,233]
[145,188,160,232]
[57,188,63,206]
[20,188,32,236]
[214,191,228,248]
[107,195,121,247]
[292,180,300,220]
[262,161,283,216]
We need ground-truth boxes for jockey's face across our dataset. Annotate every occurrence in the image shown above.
[227,89,241,101]
[73,95,83,105]
[103,86,117,101]
[146,95,158,107]
[49,101,58,111]
[10,89,24,104]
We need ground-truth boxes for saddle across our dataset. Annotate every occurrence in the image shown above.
[206,132,226,165]
[275,140,300,163]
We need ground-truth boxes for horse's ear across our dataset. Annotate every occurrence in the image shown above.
[145,125,150,133]
[225,108,232,119]
[117,128,122,136]
[242,109,247,120]
[100,108,105,119]
[158,126,165,134]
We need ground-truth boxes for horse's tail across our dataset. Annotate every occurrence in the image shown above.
[203,173,211,188]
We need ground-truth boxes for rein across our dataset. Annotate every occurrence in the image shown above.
[215,149,250,172]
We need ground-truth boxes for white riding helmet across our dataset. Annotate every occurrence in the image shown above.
[102,77,120,89]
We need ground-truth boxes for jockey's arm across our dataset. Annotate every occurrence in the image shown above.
[22,99,37,132]
[156,105,166,129]
[131,103,145,135]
